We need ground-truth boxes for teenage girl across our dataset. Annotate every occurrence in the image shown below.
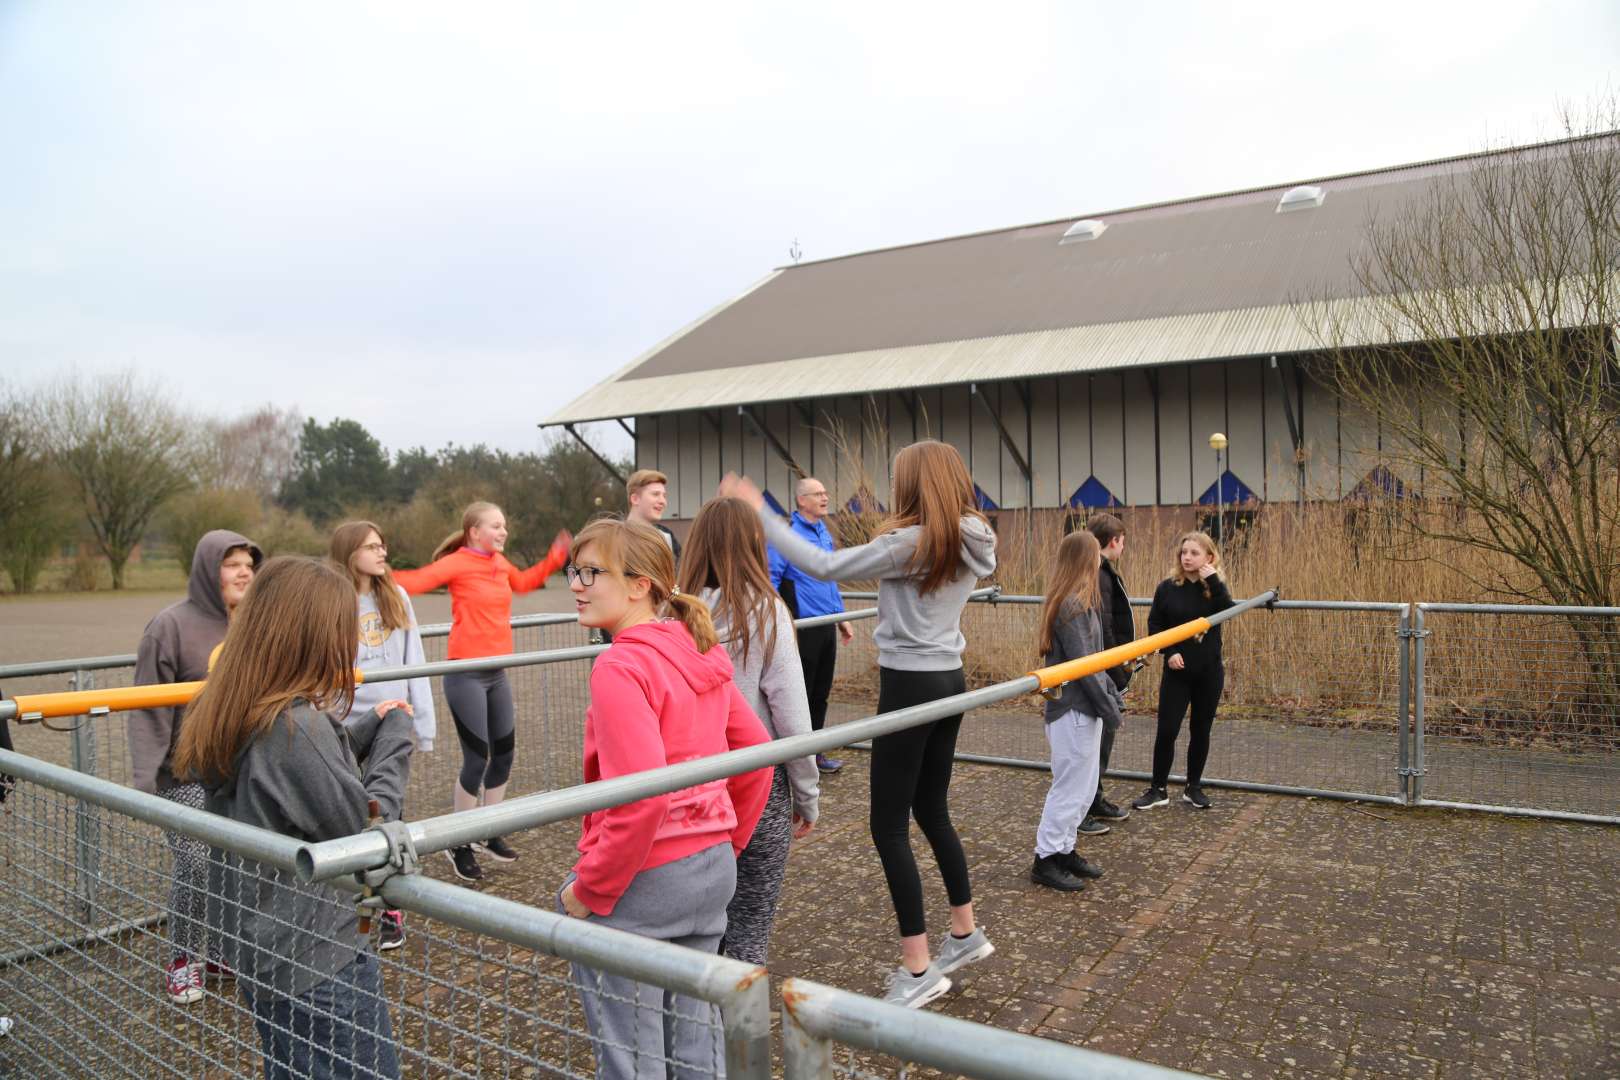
[677,496,819,966]
[559,517,772,1080]
[174,556,413,1080]
[393,502,569,881]
[331,520,435,950]
[1133,531,1233,812]
[721,439,998,1010]
[1030,530,1121,892]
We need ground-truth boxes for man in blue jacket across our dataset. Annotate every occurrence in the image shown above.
[768,476,853,773]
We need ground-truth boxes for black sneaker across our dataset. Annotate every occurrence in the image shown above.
[1090,798,1130,821]
[474,836,518,863]
[378,910,405,951]
[1130,786,1169,810]
[445,846,483,881]
[1059,851,1105,879]
[1029,854,1087,892]
[1182,785,1212,810]
[1077,816,1111,836]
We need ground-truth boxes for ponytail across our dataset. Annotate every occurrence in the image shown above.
[665,589,719,653]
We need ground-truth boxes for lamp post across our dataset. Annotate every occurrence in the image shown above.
[1208,432,1228,546]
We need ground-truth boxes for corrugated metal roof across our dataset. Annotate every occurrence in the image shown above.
[547,134,1611,424]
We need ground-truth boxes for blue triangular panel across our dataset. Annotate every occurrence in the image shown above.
[1067,476,1121,509]
[846,493,887,514]
[762,489,789,517]
[1346,465,1409,501]
[1197,470,1258,506]
[972,483,999,512]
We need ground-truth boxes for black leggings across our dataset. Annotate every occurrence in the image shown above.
[796,625,838,732]
[443,670,516,794]
[1151,663,1224,788]
[870,667,972,938]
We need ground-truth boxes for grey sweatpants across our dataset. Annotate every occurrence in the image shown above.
[1034,709,1103,859]
[723,769,792,966]
[564,843,736,1080]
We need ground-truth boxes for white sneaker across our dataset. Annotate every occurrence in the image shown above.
[935,927,995,975]
[882,964,951,1009]
[0,1015,13,1037]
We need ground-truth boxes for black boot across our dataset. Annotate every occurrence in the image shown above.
[1030,854,1087,892]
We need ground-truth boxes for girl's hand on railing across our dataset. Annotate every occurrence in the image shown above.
[375,699,413,718]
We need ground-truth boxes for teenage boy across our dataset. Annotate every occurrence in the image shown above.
[1081,513,1134,832]
[768,477,853,774]
[626,469,682,561]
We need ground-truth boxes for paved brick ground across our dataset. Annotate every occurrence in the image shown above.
[468,751,1618,1079]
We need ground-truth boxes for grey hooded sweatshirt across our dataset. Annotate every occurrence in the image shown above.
[759,510,997,672]
[698,588,819,824]
[204,700,414,998]
[128,529,263,794]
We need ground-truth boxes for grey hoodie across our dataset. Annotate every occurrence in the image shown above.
[128,529,263,793]
[204,700,414,998]
[1042,599,1123,731]
[759,510,997,672]
[342,585,436,751]
[698,588,819,824]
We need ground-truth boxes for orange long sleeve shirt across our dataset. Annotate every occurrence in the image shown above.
[393,541,569,659]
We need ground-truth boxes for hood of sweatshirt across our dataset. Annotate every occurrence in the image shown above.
[610,619,735,695]
[188,529,264,621]
[959,515,998,579]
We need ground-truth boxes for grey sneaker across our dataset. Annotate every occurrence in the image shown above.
[935,927,995,975]
[882,964,951,1009]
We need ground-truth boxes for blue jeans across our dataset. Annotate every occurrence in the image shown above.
[240,951,401,1080]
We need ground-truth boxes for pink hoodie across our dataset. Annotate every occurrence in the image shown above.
[572,619,774,916]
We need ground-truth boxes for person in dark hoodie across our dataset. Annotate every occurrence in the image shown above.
[173,556,414,1080]
[1081,513,1136,833]
[128,527,263,1004]
[723,439,999,1011]
[561,516,772,1080]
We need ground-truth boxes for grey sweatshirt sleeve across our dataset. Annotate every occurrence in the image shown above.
[270,715,375,841]
[399,591,437,751]
[760,509,909,582]
[342,705,416,822]
[760,599,819,824]
[127,621,178,794]
[1057,612,1122,728]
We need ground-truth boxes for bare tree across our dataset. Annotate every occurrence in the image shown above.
[196,404,303,499]
[37,372,196,589]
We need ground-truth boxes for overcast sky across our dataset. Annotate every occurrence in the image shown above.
[2,2,1615,461]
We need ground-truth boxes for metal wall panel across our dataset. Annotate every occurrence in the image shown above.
[1030,376,1061,508]
[676,412,702,517]
[1057,373,1091,506]
[1300,368,1342,498]
[940,384,973,483]
[1121,368,1157,506]
[1090,372,1125,505]
[1188,362,1227,502]
[970,386,1003,506]
[1262,359,1302,504]
[1155,366,1192,505]
[1227,358,1267,502]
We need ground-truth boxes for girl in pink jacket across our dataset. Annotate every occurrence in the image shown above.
[558,516,772,1080]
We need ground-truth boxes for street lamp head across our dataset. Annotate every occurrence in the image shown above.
[1209,432,1229,451]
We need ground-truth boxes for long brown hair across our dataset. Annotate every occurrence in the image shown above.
[330,520,408,633]
[880,440,988,595]
[572,516,719,653]
[1171,530,1223,598]
[677,497,778,668]
[431,500,501,563]
[173,557,358,784]
[1038,530,1102,657]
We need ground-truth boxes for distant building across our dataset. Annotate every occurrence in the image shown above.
[546,138,1591,523]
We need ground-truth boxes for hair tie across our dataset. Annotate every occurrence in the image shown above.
[670,587,681,598]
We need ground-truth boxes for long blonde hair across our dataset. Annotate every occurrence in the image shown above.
[572,516,718,653]
[173,557,358,784]
[880,440,988,596]
[1038,530,1102,657]
[677,497,778,668]
[1171,531,1223,598]
[329,520,408,633]
[432,501,501,563]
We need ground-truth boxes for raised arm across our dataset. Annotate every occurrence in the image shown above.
[391,553,461,596]
[759,510,905,583]
[508,531,572,593]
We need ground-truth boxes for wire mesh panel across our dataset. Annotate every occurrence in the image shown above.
[1418,608,1620,819]
[831,598,1406,802]
[0,777,727,1080]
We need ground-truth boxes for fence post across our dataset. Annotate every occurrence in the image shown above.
[1411,606,1428,804]
[721,966,774,1080]
[68,670,103,918]
[780,980,834,1080]
[1396,610,1411,805]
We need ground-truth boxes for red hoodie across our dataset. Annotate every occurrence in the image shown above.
[572,620,773,916]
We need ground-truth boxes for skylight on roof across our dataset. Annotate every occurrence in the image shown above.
[1059,219,1107,243]
[1277,185,1326,213]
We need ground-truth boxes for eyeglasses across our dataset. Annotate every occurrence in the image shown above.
[360,542,387,555]
[566,564,608,587]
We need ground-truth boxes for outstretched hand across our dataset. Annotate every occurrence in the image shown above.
[551,529,573,554]
[718,472,765,512]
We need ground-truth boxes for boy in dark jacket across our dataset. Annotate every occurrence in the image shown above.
[1084,514,1135,829]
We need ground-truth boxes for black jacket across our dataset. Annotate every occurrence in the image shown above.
[1097,559,1135,690]
[1146,574,1234,674]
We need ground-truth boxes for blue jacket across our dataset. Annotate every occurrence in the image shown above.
[768,513,846,618]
